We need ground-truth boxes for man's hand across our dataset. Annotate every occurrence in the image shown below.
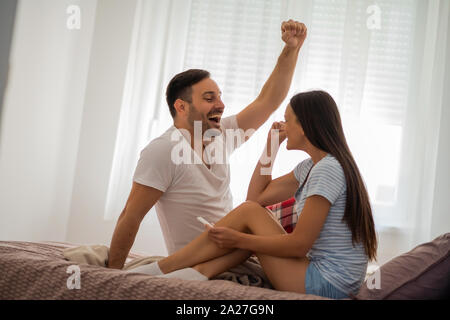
[281,20,307,49]
[235,20,306,133]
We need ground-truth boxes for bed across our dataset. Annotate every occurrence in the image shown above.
[1,196,448,300]
[0,240,329,300]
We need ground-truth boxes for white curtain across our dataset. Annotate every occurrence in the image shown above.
[407,0,450,246]
[104,0,449,262]
[104,0,192,221]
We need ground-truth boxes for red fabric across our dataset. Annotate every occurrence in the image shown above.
[265,197,298,233]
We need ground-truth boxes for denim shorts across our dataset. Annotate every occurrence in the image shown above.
[305,262,349,299]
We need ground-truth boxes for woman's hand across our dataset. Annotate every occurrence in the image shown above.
[267,121,287,147]
[207,226,242,249]
[259,121,286,171]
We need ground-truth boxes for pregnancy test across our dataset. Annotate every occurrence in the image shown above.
[197,216,214,228]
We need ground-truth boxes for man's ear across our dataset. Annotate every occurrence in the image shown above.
[174,98,186,116]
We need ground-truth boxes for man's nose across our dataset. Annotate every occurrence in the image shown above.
[216,97,225,110]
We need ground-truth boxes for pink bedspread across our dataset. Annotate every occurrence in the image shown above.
[0,241,329,300]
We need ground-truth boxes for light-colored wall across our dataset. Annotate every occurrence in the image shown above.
[0,0,97,242]
[0,0,17,120]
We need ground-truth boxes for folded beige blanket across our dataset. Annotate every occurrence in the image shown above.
[63,245,273,289]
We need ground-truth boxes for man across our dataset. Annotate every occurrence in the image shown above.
[107,20,307,269]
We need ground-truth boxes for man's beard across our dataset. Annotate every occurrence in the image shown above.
[187,103,222,137]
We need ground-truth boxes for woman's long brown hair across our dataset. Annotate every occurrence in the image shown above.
[290,91,378,261]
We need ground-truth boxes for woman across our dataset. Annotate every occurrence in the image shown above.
[131,90,378,299]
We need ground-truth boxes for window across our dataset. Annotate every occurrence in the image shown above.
[183,0,419,227]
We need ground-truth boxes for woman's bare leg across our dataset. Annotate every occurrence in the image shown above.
[157,201,259,274]
[253,253,310,293]
[158,201,310,293]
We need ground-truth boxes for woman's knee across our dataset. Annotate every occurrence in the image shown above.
[226,201,264,231]
[238,200,264,214]
[240,201,276,220]
[240,200,261,207]
[236,201,285,234]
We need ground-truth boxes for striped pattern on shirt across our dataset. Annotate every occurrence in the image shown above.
[293,154,368,295]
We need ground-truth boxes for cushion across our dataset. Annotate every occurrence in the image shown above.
[266,197,298,233]
[355,233,450,300]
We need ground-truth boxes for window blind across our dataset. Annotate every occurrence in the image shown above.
[183,0,419,224]
[184,0,283,114]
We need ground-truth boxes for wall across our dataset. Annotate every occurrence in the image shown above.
[0,0,97,241]
[0,0,17,125]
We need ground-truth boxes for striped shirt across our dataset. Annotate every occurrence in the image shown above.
[293,154,368,295]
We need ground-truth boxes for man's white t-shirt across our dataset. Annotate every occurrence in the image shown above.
[133,115,247,254]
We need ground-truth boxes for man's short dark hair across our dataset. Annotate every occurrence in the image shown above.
[165,69,210,118]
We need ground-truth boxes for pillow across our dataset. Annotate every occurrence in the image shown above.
[266,197,298,233]
[355,233,450,300]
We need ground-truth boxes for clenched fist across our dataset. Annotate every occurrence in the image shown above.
[267,121,287,146]
[281,20,307,49]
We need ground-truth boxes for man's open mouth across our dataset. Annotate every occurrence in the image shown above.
[208,114,221,123]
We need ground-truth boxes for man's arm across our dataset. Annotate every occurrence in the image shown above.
[107,182,163,269]
[236,20,307,133]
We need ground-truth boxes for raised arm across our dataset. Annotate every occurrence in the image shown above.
[107,182,163,269]
[236,20,307,133]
